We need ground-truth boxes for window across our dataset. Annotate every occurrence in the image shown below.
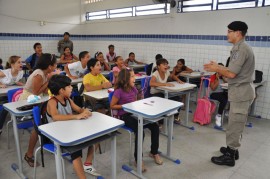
[86,3,170,21]
[85,0,103,4]
[178,0,213,12]
[217,0,256,10]
[177,0,269,13]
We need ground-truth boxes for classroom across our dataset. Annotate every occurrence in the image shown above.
[0,0,270,179]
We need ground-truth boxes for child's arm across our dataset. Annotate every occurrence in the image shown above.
[59,55,66,64]
[73,54,79,61]
[150,76,174,87]
[182,66,193,73]
[16,81,24,86]
[110,96,123,110]
[171,67,182,83]
[134,59,145,65]
[124,59,129,66]
[69,98,92,116]
[103,62,110,71]
[32,74,48,95]
[47,99,91,121]
[64,63,78,79]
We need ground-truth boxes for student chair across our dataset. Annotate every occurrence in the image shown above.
[109,71,114,83]
[144,63,153,76]
[108,91,134,166]
[6,88,33,149]
[140,76,151,99]
[32,106,70,179]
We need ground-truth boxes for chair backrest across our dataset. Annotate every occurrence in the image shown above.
[108,91,119,118]
[33,106,41,126]
[109,71,113,83]
[7,88,23,102]
[141,76,151,99]
[145,63,153,76]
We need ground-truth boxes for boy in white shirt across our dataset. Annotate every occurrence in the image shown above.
[65,51,90,79]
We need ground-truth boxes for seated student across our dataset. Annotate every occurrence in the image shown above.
[110,69,163,172]
[150,58,181,121]
[20,53,57,167]
[64,51,90,79]
[171,58,193,82]
[210,63,228,127]
[124,52,145,66]
[152,54,163,73]
[106,44,116,62]
[95,51,110,71]
[25,42,43,73]
[83,58,112,113]
[59,47,79,64]
[0,58,3,70]
[112,56,126,84]
[47,75,100,178]
[0,56,24,135]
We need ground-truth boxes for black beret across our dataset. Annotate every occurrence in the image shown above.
[227,21,248,32]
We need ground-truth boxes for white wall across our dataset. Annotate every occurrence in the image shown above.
[0,0,82,34]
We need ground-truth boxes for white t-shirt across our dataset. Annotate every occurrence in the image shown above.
[67,61,87,77]
[150,70,170,94]
[0,69,23,85]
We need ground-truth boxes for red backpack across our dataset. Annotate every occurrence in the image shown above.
[193,77,216,125]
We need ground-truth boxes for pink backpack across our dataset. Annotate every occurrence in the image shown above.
[12,88,23,102]
[193,77,216,125]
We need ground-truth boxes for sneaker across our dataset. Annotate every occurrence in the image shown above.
[83,165,101,176]
[215,114,222,127]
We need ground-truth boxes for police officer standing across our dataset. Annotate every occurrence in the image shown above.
[204,21,255,167]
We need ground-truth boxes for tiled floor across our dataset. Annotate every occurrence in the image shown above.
[1,103,270,179]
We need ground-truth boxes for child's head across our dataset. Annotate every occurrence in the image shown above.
[156,58,169,73]
[35,53,57,72]
[115,68,135,91]
[108,44,115,53]
[95,51,104,61]
[5,56,23,71]
[115,56,124,68]
[129,52,135,61]
[79,51,90,62]
[33,43,42,54]
[87,58,101,74]
[155,54,163,61]
[63,32,70,41]
[176,59,185,69]
[63,47,71,55]
[48,74,72,97]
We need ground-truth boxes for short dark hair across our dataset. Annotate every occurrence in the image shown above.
[64,32,70,36]
[156,58,168,66]
[129,52,135,57]
[79,51,89,61]
[155,54,163,61]
[33,43,41,49]
[48,75,71,95]
[177,59,185,65]
[87,58,98,72]
[114,56,122,62]
[108,44,114,49]
[114,68,134,92]
[35,53,57,70]
[0,58,2,64]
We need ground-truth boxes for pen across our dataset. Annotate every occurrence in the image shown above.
[143,102,153,106]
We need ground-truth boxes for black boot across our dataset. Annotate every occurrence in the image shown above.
[220,146,239,160]
[211,147,236,167]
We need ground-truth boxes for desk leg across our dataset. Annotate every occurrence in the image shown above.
[179,91,195,130]
[55,143,63,179]
[11,114,28,179]
[137,115,143,177]
[111,135,116,179]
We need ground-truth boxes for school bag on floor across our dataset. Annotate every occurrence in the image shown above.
[193,77,216,125]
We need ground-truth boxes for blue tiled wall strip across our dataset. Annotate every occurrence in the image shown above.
[0,33,269,47]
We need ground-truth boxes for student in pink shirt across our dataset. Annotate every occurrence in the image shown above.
[112,56,126,84]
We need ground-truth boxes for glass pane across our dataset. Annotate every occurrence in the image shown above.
[88,15,107,20]
[183,6,212,12]
[136,4,165,11]
[218,1,255,9]
[136,9,166,16]
[110,8,132,14]
[183,0,212,6]
[88,11,106,16]
[110,12,133,18]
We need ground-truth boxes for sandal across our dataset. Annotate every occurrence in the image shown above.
[134,161,147,173]
[174,118,181,125]
[149,153,163,165]
[24,153,40,167]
